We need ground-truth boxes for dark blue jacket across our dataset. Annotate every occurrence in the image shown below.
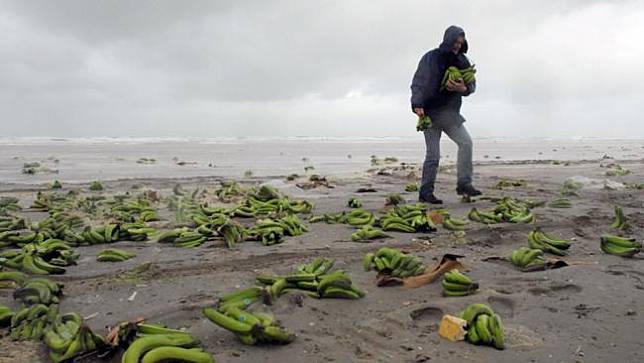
[410,26,475,120]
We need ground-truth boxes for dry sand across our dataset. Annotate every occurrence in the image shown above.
[1,158,643,363]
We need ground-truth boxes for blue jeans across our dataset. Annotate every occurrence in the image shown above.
[420,123,473,196]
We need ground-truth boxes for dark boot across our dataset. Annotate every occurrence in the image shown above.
[419,192,443,204]
[456,184,482,196]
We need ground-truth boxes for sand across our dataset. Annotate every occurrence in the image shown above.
[1,157,643,363]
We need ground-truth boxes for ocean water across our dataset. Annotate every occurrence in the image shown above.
[0,136,642,184]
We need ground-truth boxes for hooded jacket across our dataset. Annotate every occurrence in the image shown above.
[410,25,475,122]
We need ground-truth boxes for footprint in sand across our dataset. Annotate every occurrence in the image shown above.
[409,306,444,322]
[527,283,582,297]
[487,295,515,318]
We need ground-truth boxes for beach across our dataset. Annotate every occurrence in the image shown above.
[1,137,643,363]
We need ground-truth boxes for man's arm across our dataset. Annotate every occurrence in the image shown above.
[410,53,438,114]
[463,81,476,97]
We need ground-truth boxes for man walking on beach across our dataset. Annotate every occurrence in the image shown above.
[411,25,481,204]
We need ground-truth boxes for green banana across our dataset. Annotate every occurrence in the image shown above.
[140,347,215,363]
[460,303,494,325]
[475,314,493,344]
[121,333,198,363]
[203,308,253,335]
[488,313,505,350]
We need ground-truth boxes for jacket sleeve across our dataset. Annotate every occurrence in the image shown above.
[463,81,476,97]
[410,53,439,110]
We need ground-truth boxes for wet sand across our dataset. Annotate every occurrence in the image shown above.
[1,157,643,363]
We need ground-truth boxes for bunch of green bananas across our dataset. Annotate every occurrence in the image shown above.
[0,270,28,288]
[217,286,267,312]
[442,215,469,231]
[600,234,641,257]
[218,220,246,248]
[308,212,346,224]
[1,304,15,327]
[611,206,628,230]
[492,197,535,223]
[44,312,106,362]
[439,65,476,92]
[605,163,630,176]
[347,197,362,208]
[191,211,229,228]
[560,179,582,196]
[121,327,213,363]
[351,225,390,242]
[385,193,406,206]
[442,269,479,297]
[10,303,59,341]
[0,196,21,212]
[345,209,376,226]
[468,208,503,224]
[494,178,526,189]
[157,227,209,248]
[0,216,27,237]
[13,276,64,305]
[460,303,504,350]
[363,247,425,278]
[97,248,136,262]
[548,198,572,208]
[256,258,365,300]
[0,229,43,248]
[89,180,103,191]
[233,205,257,218]
[378,204,435,232]
[416,115,432,132]
[527,230,570,256]
[404,183,418,192]
[0,240,78,275]
[510,247,545,270]
[216,180,247,202]
[50,180,63,189]
[247,215,309,246]
[204,306,294,346]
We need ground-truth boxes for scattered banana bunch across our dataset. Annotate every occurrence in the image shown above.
[44,312,106,363]
[68,222,156,245]
[10,303,59,341]
[494,178,526,189]
[351,225,390,242]
[442,269,479,297]
[97,248,136,262]
[460,303,504,350]
[440,65,476,92]
[468,208,503,224]
[243,185,314,215]
[611,206,627,230]
[510,247,546,270]
[218,220,247,248]
[491,197,536,223]
[385,193,406,206]
[0,240,78,275]
[13,276,64,305]
[204,306,294,346]
[560,179,582,196]
[308,212,346,224]
[0,270,28,288]
[416,115,432,132]
[527,230,570,256]
[255,258,366,300]
[548,198,572,208]
[600,234,641,257]
[404,183,418,192]
[247,214,309,246]
[0,215,27,234]
[0,196,21,213]
[121,326,212,363]
[347,197,362,208]
[378,204,435,233]
[216,180,247,202]
[442,214,469,231]
[363,247,425,278]
[605,163,630,177]
[345,209,376,226]
[0,304,14,327]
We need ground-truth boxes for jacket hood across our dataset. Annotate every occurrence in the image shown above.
[439,25,468,54]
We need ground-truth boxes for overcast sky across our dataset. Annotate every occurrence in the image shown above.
[1,0,643,138]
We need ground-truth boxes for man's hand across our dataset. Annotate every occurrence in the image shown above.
[446,79,467,93]
[413,108,425,117]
